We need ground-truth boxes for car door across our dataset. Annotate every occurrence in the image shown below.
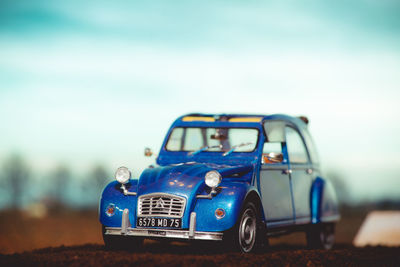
[285,126,313,225]
[260,121,294,227]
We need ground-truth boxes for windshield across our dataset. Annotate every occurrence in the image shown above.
[165,127,259,153]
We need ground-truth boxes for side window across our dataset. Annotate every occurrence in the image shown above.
[285,127,309,164]
[264,121,285,142]
[263,142,282,154]
[263,121,286,164]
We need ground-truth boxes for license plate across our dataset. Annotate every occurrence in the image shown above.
[136,217,182,229]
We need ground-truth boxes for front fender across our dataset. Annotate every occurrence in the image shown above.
[99,180,138,227]
[193,181,252,232]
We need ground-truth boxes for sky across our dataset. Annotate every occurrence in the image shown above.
[1,0,400,203]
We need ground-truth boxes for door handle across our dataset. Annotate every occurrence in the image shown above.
[306,168,313,174]
[282,169,292,175]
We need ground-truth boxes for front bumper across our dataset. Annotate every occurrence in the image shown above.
[104,227,223,240]
[104,209,223,241]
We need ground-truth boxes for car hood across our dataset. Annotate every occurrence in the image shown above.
[137,162,253,199]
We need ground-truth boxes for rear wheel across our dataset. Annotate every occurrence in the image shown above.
[306,223,335,250]
[102,225,143,251]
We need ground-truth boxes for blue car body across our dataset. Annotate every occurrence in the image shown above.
[99,114,340,247]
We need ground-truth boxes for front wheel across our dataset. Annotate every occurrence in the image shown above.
[306,223,335,250]
[225,201,266,253]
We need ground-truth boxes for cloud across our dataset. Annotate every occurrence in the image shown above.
[1,0,399,49]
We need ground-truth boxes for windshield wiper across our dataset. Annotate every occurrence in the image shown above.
[222,142,254,157]
[189,144,223,156]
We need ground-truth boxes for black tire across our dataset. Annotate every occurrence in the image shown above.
[306,223,335,250]
[225,201,267,253]
[102,225,143,251]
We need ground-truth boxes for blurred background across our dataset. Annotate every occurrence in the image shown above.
[0,0,399,253]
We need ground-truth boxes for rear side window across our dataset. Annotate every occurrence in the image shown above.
[285,127,309,164]
[302,130,320,164]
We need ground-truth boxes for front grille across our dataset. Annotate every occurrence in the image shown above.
[137,193,186,218]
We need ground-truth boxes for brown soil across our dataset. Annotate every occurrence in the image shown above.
[1,243,399,267]
[0,209,399,266]
[0,209,362,254]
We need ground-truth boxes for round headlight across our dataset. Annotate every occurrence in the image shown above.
[205,170,222,188]
[115,166,131,184]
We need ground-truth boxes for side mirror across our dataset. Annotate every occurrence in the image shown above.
[144,147,153,157]
[262,152,283,164]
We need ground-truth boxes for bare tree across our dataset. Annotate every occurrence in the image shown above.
[2,154,30,209]
[91,165,109,192]
[51,164,71,205]
[81,164,110,207]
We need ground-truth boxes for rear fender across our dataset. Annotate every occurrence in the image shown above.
[310,177,340,224]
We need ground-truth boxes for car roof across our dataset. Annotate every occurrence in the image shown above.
[173,113,308,129]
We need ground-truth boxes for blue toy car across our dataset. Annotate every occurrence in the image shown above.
[99,114,340,252]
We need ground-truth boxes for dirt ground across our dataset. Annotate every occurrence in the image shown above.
[1,243,399,267]
[0,209,399,266]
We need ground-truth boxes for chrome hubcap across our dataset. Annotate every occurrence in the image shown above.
[239,208,256,252]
